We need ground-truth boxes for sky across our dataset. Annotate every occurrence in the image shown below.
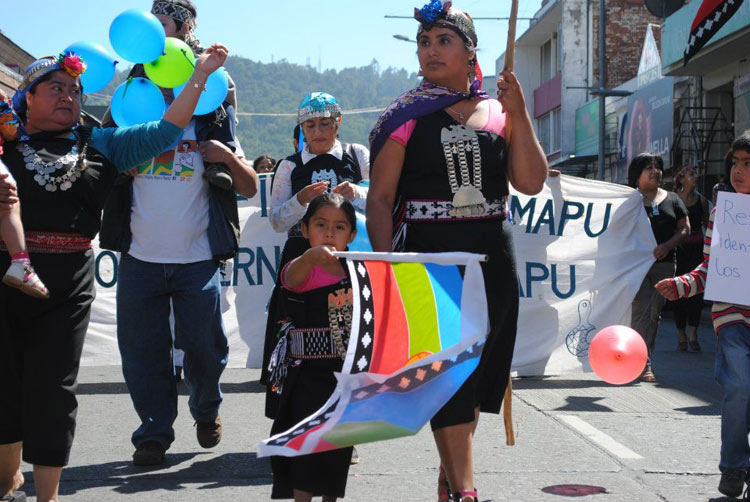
[3,0,543,80]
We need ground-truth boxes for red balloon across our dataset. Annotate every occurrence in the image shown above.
[588,325,648,385]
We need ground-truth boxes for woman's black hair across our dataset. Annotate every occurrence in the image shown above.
[725,130,750,179]
[627,153,664,188]
[293,124,301,142]
[301,193,357,232]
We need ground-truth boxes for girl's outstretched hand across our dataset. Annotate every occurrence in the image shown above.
[654,279,678,300]
[304,245,339,265]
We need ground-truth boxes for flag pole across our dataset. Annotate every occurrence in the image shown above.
[502,0,519,448]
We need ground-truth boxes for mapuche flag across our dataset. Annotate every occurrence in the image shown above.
[258,252,489,457]
[684,0,745,64]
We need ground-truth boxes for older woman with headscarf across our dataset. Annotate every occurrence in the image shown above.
[260,93,369,415]
[366,2,547,500]
[0,45,228,502]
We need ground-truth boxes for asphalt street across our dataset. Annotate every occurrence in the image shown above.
[13,310,732,501]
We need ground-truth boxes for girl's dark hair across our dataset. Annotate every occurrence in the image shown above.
[627,153,664,188]
[301,193,357,231]
[253,154,273,166]
[293,124,301,142]
[726,130,750,179]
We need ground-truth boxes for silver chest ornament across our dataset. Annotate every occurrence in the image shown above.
[440,124,486,217]
[18,143,82,192]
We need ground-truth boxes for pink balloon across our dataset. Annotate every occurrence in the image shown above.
[588,325,648,385]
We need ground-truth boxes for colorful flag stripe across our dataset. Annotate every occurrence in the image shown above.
[424,262,463,349]
[392,262,442,359]
[367,260,409,374]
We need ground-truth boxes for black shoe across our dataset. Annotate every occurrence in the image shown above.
[718,468,746,498]
[133,441,166,466]
[196,416,222,448]
[175,365,183,383]
[204,165,233,190]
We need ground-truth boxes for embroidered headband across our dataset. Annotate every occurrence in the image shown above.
[152,1,196,30]
[297,92,341,125]
[12,52,86,117]
[415,0,478,47]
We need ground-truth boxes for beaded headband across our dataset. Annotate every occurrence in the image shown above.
[152,1,196,30]
[297,92,342,125]
[415,0,478,47]
[12,52,86,117]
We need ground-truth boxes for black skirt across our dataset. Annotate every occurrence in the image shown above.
[401,217,519,429]
[270,360,353,499]
[262,236,310,418]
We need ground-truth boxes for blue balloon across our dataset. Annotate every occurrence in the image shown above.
[110,78,166,127]
[349,212,373,252]
[174,66,230,116]
[109,9,165,64]
[65,41,117,94]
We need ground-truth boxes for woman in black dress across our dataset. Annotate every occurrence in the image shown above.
[366,3,547,501]
[0,45,228,501]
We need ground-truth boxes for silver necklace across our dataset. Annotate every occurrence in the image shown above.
[446,105,465,122]
[18,143,82,192]
[440,124,486,217]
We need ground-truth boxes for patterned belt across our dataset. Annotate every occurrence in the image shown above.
[0,231,92,254]
[288,328,339,359]
[404,198,507,222]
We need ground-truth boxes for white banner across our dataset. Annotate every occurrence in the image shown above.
[84,174,655,375]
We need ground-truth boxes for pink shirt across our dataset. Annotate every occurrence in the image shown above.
[389,99,506,146]
[281,263,346,293]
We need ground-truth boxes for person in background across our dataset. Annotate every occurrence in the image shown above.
[671,165,708,352]
[655,132,750,499]
[627,153,689,382]
[99,0,259,467]
[254,154,276,174]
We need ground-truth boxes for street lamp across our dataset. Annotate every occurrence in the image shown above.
[393,34,417,43]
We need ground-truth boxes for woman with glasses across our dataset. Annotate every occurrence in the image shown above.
[261,92,370,417]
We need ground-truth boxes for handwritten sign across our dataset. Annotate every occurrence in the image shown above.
[705,192,750,305]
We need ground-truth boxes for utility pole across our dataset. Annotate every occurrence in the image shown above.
[598,0,606,181]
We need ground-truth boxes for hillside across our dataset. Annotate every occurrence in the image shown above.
[89,56,420,162]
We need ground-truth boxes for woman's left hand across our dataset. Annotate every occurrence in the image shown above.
[195,44,229,76]
[653,243,671,260]
[199,140,232,164]
[497,70,527,117]
[0,173,18,211]
[332,181,357,200]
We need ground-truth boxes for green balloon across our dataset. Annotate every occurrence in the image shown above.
[144,37,194,88]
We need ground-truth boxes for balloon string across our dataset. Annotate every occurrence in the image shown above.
[122,76,133,99]
[181,49,196,69]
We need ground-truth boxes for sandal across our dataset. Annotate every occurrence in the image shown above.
[689,339,701,352]
[453,490,479,502]
[438,467,452,501]
[640,367,656,383]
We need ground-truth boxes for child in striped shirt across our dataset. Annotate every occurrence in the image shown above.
[655,131,750,498]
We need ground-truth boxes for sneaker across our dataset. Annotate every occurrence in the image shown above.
[204,165,233,190]
[196,416,222,448]
[350,446,359,465]
[132,441,166,466]
[2,261,49,299]
[718,468,746,498]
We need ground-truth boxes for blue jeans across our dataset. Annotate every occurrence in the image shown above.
[117,254,228,449]
[715,322,750,472]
